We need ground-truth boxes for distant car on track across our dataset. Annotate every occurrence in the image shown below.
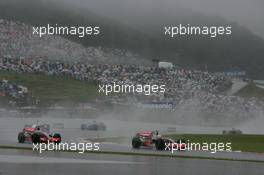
[18,122,61,144]
[222,128,243,135]
[81,121,106,131]
[132,131,186,151]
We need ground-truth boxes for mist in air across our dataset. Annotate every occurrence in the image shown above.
[47,0,264,38]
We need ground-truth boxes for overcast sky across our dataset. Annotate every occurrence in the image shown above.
[176,0,264,38]
[51,0,264,38]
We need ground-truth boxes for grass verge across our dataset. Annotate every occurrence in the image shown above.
[0,145,264,163]
[236,82,264,99]
[0,71,99,106]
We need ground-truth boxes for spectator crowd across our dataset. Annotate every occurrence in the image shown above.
[0,19,148,65]
[0,58,232,101]
[0,19,263,119]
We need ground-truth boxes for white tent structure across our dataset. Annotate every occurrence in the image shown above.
[158,62,173,69]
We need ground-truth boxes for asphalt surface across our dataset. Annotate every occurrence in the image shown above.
[1,140,264,162]
[1,117,264,175]
[0,149,263,175]
[226,79,248,95]
[0,117,264,162]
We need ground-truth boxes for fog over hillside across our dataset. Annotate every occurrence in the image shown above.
[58,0,264,39]
[0,0,264,78]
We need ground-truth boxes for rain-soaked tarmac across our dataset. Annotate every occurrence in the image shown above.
[0,149,263,175]
[0,117,264,174]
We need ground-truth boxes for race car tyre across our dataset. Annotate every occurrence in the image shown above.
[155,139,165,150]
[32,133,41,144]
[18,132,25,143]
[81,124,87,130]
[99,124,106,131]
[132,137,141,149]
[53,133,61,144]
[102,126,106,131]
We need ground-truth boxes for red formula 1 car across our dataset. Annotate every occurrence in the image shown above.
[132,131,186,151]
[18,123,61,144]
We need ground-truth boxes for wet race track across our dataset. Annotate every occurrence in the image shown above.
[0,149,264,175]
[0,117,264,175]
